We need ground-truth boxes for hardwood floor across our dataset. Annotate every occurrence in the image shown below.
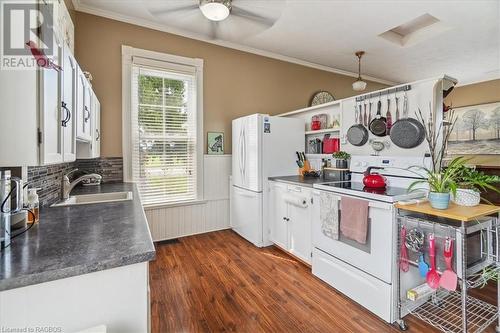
[149,230,497,333]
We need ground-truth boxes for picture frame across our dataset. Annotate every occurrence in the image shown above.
[207,132,224,155]
[447,101,500,155]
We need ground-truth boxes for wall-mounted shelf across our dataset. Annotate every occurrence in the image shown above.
[305,128,340,135]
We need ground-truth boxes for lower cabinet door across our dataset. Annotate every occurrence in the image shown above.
[289,189,312,264]
[270,182,289,250]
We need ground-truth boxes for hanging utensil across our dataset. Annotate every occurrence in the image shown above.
[418,253,429,278]
[399,226,410,272]
[368,101,372,125]
[440,237,458,291]
[395,96,400,121]
[363,103,368,127]
[369,95,386,137]
[354,104,359,124]
[426,233,440,289]
[385,98,392,135]
[390,92,425,148]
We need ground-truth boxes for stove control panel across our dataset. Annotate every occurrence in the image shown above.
[350,155,431,178]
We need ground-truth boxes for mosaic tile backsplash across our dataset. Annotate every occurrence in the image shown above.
[27,157,123,207]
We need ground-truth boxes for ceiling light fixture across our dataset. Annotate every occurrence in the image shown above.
[199,0,231,22]
[352,51,367,92]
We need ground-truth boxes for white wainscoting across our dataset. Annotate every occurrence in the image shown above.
[145,155,231,241]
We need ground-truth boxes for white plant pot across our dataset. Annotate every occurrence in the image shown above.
[452,188,481,206]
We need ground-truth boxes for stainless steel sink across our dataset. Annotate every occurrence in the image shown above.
[51,191,133,207]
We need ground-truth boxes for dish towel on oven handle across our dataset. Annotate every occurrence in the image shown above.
[340,196,369,244]
[320,191,339,240]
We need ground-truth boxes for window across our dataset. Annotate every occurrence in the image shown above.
[123,47,203,206]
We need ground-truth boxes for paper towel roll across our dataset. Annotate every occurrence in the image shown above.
[283,194,308,208]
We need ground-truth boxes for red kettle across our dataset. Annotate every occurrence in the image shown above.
[363,167,386,188]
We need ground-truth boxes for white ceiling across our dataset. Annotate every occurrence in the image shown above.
[73,0,500,86]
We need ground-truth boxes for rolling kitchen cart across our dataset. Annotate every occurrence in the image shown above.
[394,202,500,333]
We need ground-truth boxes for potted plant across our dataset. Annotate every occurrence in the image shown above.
[332,151,350,169]
[408,157,466,209]
[453,166,500,206]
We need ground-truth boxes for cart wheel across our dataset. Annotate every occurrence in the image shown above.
[397,320,408,331]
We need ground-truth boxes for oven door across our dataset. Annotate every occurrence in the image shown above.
[312,190,395,283]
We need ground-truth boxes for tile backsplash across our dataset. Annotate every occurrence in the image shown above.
[27,157,123,207]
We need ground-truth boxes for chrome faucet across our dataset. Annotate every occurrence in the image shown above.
[62,169,102,200]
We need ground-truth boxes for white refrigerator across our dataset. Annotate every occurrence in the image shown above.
[231,114,304,247]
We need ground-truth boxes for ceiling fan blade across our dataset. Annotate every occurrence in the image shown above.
[230,6,276,27]
[150,4,199,16]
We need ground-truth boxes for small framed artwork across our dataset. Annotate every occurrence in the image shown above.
[447,101,500,155]
[207,132,224,155]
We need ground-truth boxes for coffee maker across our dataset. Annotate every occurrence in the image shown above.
[1,170,23,250]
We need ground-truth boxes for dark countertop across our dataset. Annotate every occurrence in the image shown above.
[268,175,333,187]
[0,183,156,292]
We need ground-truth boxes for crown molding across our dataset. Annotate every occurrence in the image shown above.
[71,0,397,86]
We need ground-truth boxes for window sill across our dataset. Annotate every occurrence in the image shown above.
[143,199,207,211]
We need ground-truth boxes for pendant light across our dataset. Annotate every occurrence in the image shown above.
[352,51,367,92]
[199,0,231,22]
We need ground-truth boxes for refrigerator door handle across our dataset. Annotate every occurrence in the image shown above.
[242,127,246,180]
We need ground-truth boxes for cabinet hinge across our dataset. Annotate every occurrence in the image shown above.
[311,197,314,204]
[310,252,313,258]
[37,129,42,145]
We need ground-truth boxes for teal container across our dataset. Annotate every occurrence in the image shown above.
[428,192,450,210]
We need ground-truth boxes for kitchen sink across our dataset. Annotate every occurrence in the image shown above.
[51,191,133,207]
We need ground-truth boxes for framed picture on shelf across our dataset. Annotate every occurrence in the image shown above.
[207,132,224,155]
[446,102,500,155]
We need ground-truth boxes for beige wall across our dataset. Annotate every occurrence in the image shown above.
[445,79,500,166]
[74,12,387,157]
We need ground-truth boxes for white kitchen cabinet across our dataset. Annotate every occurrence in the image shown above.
[39,29,64,165]
[269,182,313,264]
[61,44,77,162]
[77,89,101,159]
[76,66,93,142]
[270,182,289,250]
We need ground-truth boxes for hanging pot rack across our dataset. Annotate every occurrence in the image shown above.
[355,84,412,102]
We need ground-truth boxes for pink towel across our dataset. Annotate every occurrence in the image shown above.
[340,196,369,244]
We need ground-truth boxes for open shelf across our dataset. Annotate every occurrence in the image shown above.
[409,290,498,333]
[305,128,340,135]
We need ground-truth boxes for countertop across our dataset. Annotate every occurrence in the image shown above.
[0,183,156,292]
[268,175,333,187]
[395,201,500,222]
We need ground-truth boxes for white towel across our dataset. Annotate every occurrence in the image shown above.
[320,191,339,240]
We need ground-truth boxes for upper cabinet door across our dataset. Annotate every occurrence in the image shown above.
[39,32,64,165]
[92,92,101,158]
[62,45,77,162]
[76,67,92,142]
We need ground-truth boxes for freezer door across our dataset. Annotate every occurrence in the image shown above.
[231,186,263,247]
[232,114,262,192]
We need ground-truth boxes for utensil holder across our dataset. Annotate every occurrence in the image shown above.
[299,161,311,176]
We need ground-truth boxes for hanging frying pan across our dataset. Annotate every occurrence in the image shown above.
[390,94,425,148]
[347,124,368,146]
[347,104,368,146]
[369,98,386,137]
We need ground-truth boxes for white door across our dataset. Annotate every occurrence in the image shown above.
[288,187,312,264]
[243,114,262,192]
[92,94,101,158]
[76,67,92,142]
[269,182,289,250]
[232,117,244,188]
[231,186,263,246]
[39,32,64,165]
[231,114,262,192]
[61,44,76,162]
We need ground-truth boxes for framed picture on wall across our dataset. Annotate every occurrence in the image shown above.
[207,132,224,155]
[447,101,500,155]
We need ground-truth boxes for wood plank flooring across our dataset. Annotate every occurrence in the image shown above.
[149,230,497,333]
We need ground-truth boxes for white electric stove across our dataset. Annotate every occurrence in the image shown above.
[311,155,430,324]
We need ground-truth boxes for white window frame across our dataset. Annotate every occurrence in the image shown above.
[122,45,204,206]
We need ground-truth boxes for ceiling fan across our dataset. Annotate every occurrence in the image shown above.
[147,0,283,40]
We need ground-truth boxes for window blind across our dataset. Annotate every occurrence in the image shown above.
[131,60,198,205]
